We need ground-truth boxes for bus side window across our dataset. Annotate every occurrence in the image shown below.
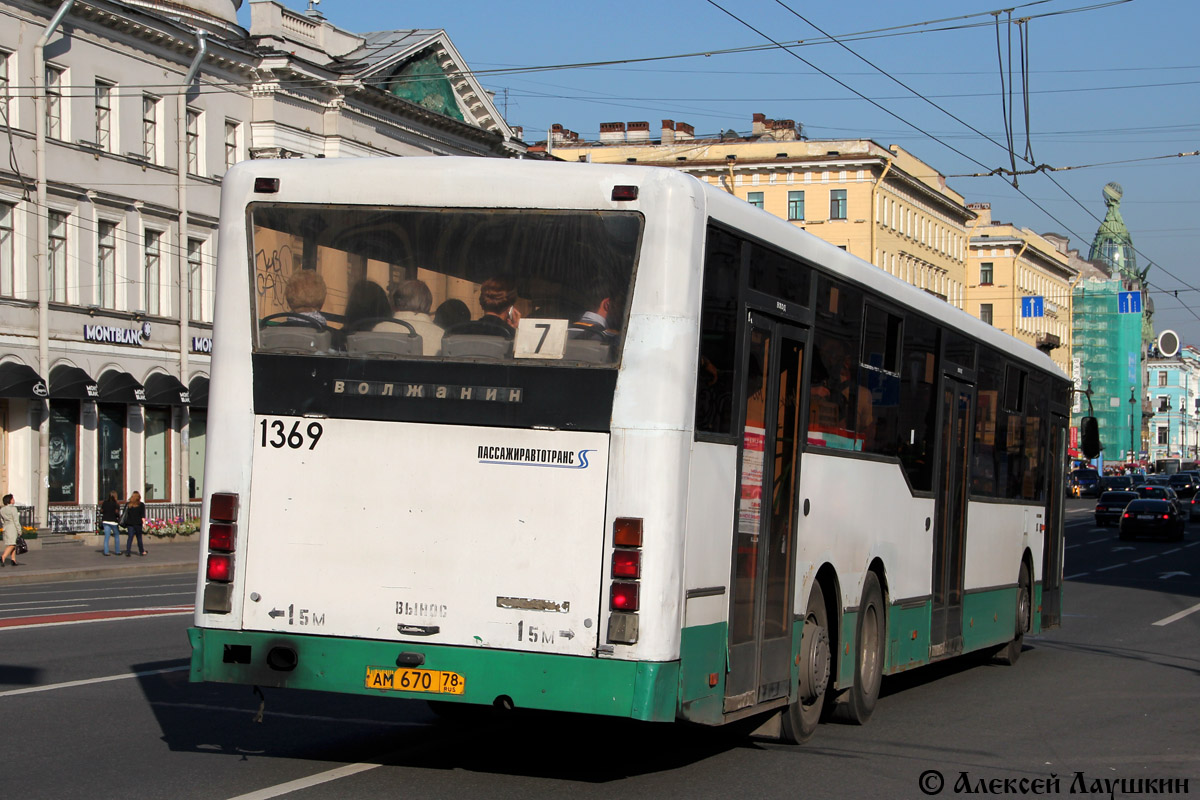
[695,226,741,438]
[808,276,863,450]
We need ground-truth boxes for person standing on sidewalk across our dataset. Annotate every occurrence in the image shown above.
[100,490,121,556]
[1,494,21,567]
[122,491,147,557]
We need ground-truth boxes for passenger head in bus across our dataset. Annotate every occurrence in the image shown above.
[433,298,471,331]
[382,279,443,356]
[568,280,622,341]
[343,280,391,331]
[284,270,328,325]
[446,276,521,338]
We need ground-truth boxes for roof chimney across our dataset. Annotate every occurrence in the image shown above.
[599,122,626,143]
[675,121,694,141]
[661,119,675,144]
[627,121,650,142]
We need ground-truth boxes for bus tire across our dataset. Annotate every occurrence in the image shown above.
[994,564,1030,666]
[841,571,884,725]
[781,582,831,744]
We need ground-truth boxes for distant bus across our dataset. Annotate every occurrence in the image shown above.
[189,157,1069,743]
[1156,458,1181,475]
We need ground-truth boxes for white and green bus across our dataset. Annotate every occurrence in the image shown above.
[189,157,1068,743]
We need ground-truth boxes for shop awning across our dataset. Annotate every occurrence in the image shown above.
[143,372,190,405]
[97,370,146,403]
[49,365,99,400]
[0,361,48,399]
[189,376,209,408]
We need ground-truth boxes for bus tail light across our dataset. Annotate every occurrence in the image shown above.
[203,492,240,614]
[608,517,643,645]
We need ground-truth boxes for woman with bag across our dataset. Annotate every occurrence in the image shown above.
[122,491,147,557]
[1,493,22,567]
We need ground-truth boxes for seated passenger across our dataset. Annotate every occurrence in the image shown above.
[445,276,521,339]
[568,282,622,342]
[343,280,391,330]
[433,298,471,331]
[283,270,328,326]
[380,279,442,355]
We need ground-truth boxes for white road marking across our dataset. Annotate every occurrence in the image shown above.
[0,603,87,614]
[1162,548,1182,554]
[0,665,188,697]
[0,609,192,631]
[1064,573,1089,580]
[226,763,384,800]
[0,591,194,609]
[1153,600,1200,627]
[1087,539,1110,545]
[1096,563,1126,572]
[1133,555,1158,563]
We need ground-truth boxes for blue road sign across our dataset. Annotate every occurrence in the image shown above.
[1119,291,1142,314]
[1021,296,1044,318]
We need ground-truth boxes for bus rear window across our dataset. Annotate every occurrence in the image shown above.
[251,205,642,366]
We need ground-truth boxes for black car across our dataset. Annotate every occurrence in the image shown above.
[1069,468,1102,498]
[1095,491,1140,527]
[1190,492,1200,521]
[1100,475,1134,491]
[1119,498,1185,541]
[1167,473,1198,498]
[1134,484,1184,515]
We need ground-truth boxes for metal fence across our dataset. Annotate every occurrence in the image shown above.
[19,503,202,533]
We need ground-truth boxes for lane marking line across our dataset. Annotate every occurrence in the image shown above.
[1132,555,1158,563]
[0,607,192,630]
[1096,563,1127,572]
[1064,572,1089,580]
[1153,601,1200,627]
[226,763,383,800]
[0,665,188,697]
[0,591,194,609]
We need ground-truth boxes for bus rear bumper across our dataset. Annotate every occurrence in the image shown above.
[188,627,679,722]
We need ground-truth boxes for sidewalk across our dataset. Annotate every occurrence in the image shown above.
[0,535,200,585]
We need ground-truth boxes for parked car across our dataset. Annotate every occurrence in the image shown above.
[1095,491,1140,527]
[1069,468,1102,498]
[1119,498,1185,541]
[1168,473,1199,498]
[1191,492,1200,522]
[1134,484,1184,516]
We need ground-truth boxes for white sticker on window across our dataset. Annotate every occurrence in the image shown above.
[514,318,568,360]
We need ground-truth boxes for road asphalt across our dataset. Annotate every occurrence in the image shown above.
[0,535,200,585]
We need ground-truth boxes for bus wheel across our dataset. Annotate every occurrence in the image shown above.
[994,565,1030,666]
[781,582,831,744]
[841,572,884,725]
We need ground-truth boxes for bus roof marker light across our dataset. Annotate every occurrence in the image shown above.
[611,185,638,201]
[254,177,280,193]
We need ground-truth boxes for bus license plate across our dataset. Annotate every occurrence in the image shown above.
[365,666,465,695]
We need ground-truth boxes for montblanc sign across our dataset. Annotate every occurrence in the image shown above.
[83,321,152,347]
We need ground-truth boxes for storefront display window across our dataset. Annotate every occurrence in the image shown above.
[144,406,170,500]
[97,403,125,500]
[49,400,79,502]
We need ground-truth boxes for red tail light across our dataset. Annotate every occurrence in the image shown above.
[612,549,640,579]
[613,517,643,547]
[209,522,236,552]
[210,492,239,522]
[611,582,640,611]
[207,553,233,582]
[1163,514,1171,520]
[1123,512,1131,519]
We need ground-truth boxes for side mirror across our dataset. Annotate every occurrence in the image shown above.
[1080,416,1101,460]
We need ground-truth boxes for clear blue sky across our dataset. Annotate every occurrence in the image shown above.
[243,0,1200,353]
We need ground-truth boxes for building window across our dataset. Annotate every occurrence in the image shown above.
[0,202,13,298]
[97,221,117,308]
[142,95,159,162]
[188,237,207,321]
[747,191,764,209]
[97,403,125,501]
[1158,396,1169,412]
[224,120,240,170]
[980,262,993,285]
[186,108,201,175]
[144,406,171,501]
[1159,371,1168,387]
[144,229,162,315]
[46,65,65,139]
[980,304,993,325]
[0,50,11,125]
[787,190,805,221]
[189,410,205,500]
[829,189,847,220]
[95,80,113,152]
[48,400,79,503]
[48,210,68,303]
[1158,426,1168,445]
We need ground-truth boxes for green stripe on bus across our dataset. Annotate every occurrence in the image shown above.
[679,622,728,724]
[188,628,679,722]
[885,601,931,674]
[961,586,1019,653]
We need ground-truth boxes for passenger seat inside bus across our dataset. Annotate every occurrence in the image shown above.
[258,326,333,354]
[439,335,513,360]
[563,339,613,364]
[345,321,423,358]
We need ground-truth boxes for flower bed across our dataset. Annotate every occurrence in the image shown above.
[143,516,201,538]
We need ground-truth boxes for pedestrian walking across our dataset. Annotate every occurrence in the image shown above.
[122,491,147,557]
[1,493,22,567]
[100,490,121,556]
